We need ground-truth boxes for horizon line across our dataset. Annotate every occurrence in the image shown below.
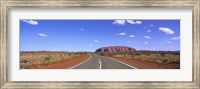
[20,50,180,52]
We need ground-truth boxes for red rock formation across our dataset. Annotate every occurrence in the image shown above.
[95,46,136,52]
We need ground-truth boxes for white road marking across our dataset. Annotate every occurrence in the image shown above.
[68,54,92,69]
[99,58,102,69]
[103,56,138,69]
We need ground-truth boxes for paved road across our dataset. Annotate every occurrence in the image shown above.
[71,54,136,69]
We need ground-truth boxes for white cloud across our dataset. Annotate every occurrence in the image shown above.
[135,21,142,24]
[150,24,154,27]
[113,20,142,25]
[159,27,174,35]
[38,33,48,37]
[94,40,100,42]
[126,20,142,24]
[113,20,126,25]
[119,32,126,35]
[147,29,151,32]
[166,41,171,43]
[129,35,135,37]
[144,36,151,39]
[126,20,134,24]
[171,36,180,40]
[144,42,149,44]
[22,20,38,25]
[80,28,84,31]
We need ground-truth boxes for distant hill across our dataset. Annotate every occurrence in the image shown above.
[95,46,136,52]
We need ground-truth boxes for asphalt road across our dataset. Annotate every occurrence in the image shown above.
[71,54,136,69]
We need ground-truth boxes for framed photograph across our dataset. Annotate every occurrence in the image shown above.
[1,0,199,89]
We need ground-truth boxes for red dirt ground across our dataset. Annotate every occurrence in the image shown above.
[29,54,90,69]
[105,56,180,69]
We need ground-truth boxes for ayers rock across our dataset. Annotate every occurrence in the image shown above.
[95,46,136,52]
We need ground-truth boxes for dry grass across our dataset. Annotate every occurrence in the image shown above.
[133,53,180,64]
[20,51,87,69]
[95,51,180,64]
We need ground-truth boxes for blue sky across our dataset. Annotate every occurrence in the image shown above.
[20,20,180,52]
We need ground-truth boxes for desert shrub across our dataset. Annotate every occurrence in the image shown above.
[20,59,30,63]
[107,53,114,56]
[148,53,162,62]
[44,56,65,64]
[99,52,105,56]
[94,51,180,64]
[132,53,180,64]
[44,55,51,61]
[20,51,89,68]
[134,54,148,60]
[20,64,30,69]
[114,54,124,58]
[167,61,180,64]
[113,53,132,59]
[68,53,71,56]
[44,54,52,64]
[134,52,141,56]
[163,54,180,64]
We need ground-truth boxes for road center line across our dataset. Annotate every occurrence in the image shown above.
[99,58,102,69]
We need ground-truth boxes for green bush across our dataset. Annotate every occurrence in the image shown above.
[44,54,52,64]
